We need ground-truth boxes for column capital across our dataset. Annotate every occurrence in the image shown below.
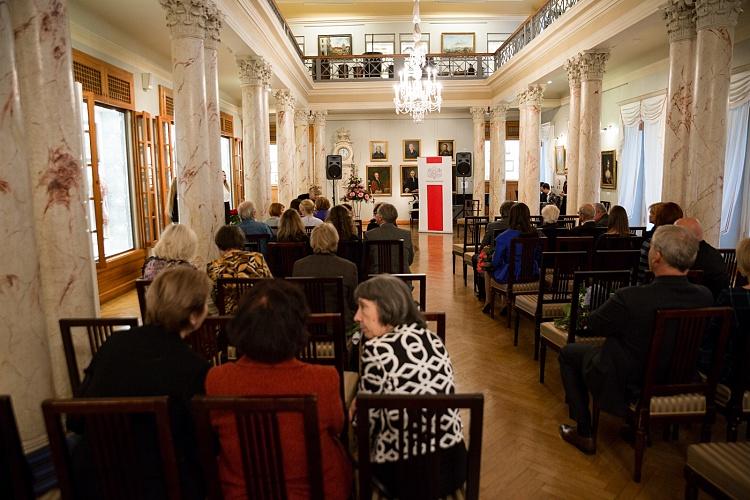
[312,110,327,126]
[663,0,696,42]
[273,89,295,109]
[564,55,581,88]
[160,0,209,39]
[579,50,610,81]
[237,56,271,87]
[470,107,486,123]
[490,103,508,122]
[294,108,310,125]
[518,84,544,107]
[695,0,742,30]
[204,0,222,49]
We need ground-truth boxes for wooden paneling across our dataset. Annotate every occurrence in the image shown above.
[159,85,174,120]
[97,249,146,303]
[220,112,234,136]
[72,49,135,110]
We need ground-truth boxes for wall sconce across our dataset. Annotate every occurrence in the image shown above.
[141,73,153,92]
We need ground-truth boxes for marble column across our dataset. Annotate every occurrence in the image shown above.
[204,1,226,230]
[237,55,272,216]
[661,0,697,208]
[686,0,742,246]
[312,111,328,194]
[4,0,97,448]
[489,104,508,217]
[470,107,487,214]
[294,108,311,195]
[577,50,609,209]
[162,0,218,266]
[518,85,544,213]
[274,89,296,206]
[564,56,582,215]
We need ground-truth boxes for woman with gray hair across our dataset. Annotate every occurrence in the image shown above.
[352,275,467,497]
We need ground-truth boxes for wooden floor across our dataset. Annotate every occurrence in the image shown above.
[102,230,729,499]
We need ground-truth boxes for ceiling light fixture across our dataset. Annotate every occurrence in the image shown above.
[393,0,442,122]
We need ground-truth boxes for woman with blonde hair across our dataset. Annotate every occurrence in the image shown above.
[277,208,308,243]
[141,223,198,280]
[299,199,323,227]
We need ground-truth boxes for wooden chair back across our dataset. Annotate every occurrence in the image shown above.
[593,249,641,285]
[0,396,35,500]
[424,312,446,344]
[568,270,631,342]
[354,219,363,238]
[629,226,647,237]
[244,233,271,254]
[356,394,484,500]
[462,216,488,253]
[558,219,577,231]
[539,251,589,304]
[301,313,347,403]
[267,242,309,278]
[364,239,405,275]
[135,278,151,321]
[336,240,364,277]
[191,395,324,500]
[370,273,427,311]
[42,396,181,500]
[508,236,543,287]
[717,249,738,287]
[59,318,139,396]
[215,277,269,315]
[186,316,232,366]
[555,236,595,255]
[529,215,543,228]
[596,236,643,251]
[464,199,480,216]
[304,226,315,236]
[285,276,344,315]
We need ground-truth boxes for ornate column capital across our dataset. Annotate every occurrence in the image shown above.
[695,0,742,30]
[294,108,310,126]
[519,84,545,107]
[204,0,222,49]
[564,55,581,88]
[312,110,327,126]
[273,89,295,109]
[490,103,508,123]
[237,55,271,87]
[579,50,610,81]
[663,0,697,42]
[470,107,487,123]
[160,0,209,39]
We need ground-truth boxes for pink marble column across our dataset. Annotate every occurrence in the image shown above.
[204,1,226,230]
[661,0,696,208]
[564,56,582,215]
[686,0,742,246]
[312,111,328,193]
[489,104,508,217]
[274,90,296,206]
[4,0,96,447]
[294,108,311,195]
[470,107,487,214]
[237,55,272,216]
[162,0,219,266]
[577,50,609,209]
[518,85,544,213]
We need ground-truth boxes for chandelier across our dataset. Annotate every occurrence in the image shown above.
[393,0,442,122]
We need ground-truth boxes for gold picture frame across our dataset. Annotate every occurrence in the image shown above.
[555,146,566,175]
[366,165,392,196]
[369,140,388,162]
[601,150,617,189]
[437,139,455,160]
[400,165,419,196]
[441,33,475,54]
[402,139,420,161]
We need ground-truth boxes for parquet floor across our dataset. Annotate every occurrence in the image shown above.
[102,230,730,499]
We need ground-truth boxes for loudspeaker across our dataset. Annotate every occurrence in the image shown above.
[456,152,472,177]
[326,155,343,180]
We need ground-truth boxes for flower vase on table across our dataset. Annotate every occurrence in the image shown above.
[341,169,372,219]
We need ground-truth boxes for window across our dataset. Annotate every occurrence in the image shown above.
[400,33,430,54]
[484,140,520,181]
[365,34,395,54]
[220,136,233,203]
[487,33,510,53]
[270,144,279,185]
[295,35,305,55]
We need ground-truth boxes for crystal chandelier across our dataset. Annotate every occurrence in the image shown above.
[393,0,441,122]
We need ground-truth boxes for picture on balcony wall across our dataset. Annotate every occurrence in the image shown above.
[369,141,388,162]
[401,166,419,196]
[367,165,392,195]
[555,146,566,174]
[441,33,475,54]
[601,150,617,189]
[437,140,454,159]
[400,33,430,54]
[403,140,420,160]
[318,35,352,56]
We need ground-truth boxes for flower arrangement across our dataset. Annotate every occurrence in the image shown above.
[228,209,241,225]
[341,169,373,204]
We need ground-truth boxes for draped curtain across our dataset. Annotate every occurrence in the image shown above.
[641,95,666,221]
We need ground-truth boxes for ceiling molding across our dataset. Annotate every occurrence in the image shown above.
[292,14,528,25]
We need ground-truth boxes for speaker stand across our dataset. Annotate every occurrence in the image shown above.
[331,178,337,206]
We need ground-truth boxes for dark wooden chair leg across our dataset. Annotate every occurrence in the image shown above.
[489,288,496,319]
[683,467,699,500]
[533,324,540,361]
[591,399,600,448]
[539,342,546,383]
[452,254,456,274]
[727,414,739,442]
[506,296,513,328]
[700,415,713,443]
[513,309,520,347]
[463,261,468,287]
[634,425,647,482]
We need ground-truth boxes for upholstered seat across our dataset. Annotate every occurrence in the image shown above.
[463,252,475,264]
[452,243,465,253]
[686,442,750,499]
[514,294,566,318]
[539,322,606,348]
[716,384,750,411]
[627,393,706,416]
[343,371,358,406]
[491,280,538,294]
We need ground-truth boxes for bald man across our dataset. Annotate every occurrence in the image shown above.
[674,217,729,299]
[569,203,600,237]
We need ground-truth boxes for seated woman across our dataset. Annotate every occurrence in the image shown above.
[141,223,197,280]
[73,267,212,500]
[264,202,284,228]
[313,196,331,221]
[353,275,467,497]
[205,279,352,500]
[595,205,631,248]
[300,199,323,227]
[327,205,360,242]
[207,225,273,313]
[638,201,683,283]
[293,223,358,329]
[277,208,309,243]
[538,204,562,240]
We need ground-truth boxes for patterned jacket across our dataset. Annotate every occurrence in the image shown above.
[206,249,273,313]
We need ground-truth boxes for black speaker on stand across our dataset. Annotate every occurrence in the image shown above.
[455,152,472,214]
[326,154,342,205]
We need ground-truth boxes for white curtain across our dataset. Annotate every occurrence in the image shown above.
[540,122,554,185]
[618,101,645,225]
[641,95,666,220]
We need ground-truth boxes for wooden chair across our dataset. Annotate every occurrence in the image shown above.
[558,219,577,231]
[538,270,631,383]
[593,249,640,285]
[191,395,324,500]
[364,239,405,275]
[451,216,487,287]
[336,239,364,278]
[489,236,543,327]
[555,236,595,265]
[267,242,309,278]
[286,276,345,315]
[354,219,363,238]
[370,273,427,311]
[186,316,232,366]
[530,215,543,228]
[134,278,151,321]
[424,312,446,344]
[304,226,316,236]
[642,269,705,286]
[684,442,750,500]
[592,307,733,482]
[356,394,484,500]
[59,317,139,395]
[463,199,480,217]
[715,319,750,442]
[302,313,352,406]
[717,248,738,287]
[596,236,643,251]
[215,277,269,315]
[0,396,35,500]
[513,251,589,360]
[629,226,647,237]
[244,233,271,254]
[42,396,182,500]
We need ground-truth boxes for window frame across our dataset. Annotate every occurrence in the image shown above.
[365,33,396,54]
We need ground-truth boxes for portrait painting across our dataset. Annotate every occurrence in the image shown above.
[366,165,392,196]
[401,165,419,196]
[318,35,352,56]
[441,33,475,54]
[555,146,566,175]
[601,150,617,189]
[437,140,454,159]
[403,139,421,160]
[369,141,388,162]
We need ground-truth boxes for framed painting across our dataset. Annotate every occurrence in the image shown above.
[555,146,566,174]
[403,139,420,161]
[601,150,617,189]
[441,33,475,54]
[318,35,352,56]
[437,139,454,160]
[366,165,392,196]
[401,165,419,196]
[369,140,388,162]
[400,33,430,54]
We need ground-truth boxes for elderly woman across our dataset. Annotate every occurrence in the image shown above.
[539,203,562,240]
[205,279,352,500]
[299,199,323,227]
[314,196,331,221]
[277,208,309,243]
[293,223,358,328]
[237,200,273,254]
[141,223,198,280]
[264,202,284,228]
[353,275,467,497]
[327,205,360,242]
[73,267,212,499]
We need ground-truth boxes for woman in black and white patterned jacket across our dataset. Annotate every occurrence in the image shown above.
[352,275,467,497]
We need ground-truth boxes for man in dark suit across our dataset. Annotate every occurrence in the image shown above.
[594,202,609,227]
[558,225,713,454]
[675,217,730,299]
[372,145,386,159]
[403,169,419,193]
[405,142,419,159]
[569,203,601,237]
[364,203,414,273]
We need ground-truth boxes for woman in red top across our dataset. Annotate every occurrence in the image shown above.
[205,279,352,500]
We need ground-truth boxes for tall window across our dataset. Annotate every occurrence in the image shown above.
[487,33,510,53]
[220,136,233,203]
[483,140,520,180]
[270,144,279,185]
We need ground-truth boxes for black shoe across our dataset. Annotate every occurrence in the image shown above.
[476,294,486,302]
[499,305,508,316]
[559,424,596,455]
[481,304,492,315]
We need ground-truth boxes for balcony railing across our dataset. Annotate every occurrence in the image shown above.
[266,0,305,59]
[304,53,496,82]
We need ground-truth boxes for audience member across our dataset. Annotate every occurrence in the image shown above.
[367,202,383,231]
[327,205,360,241]
[277,208,309,243]
[293,224,358,329]
[540,182,550,203]
[569,204,600,237]
[482,201,516,246]
[638,201,683,283]
[297,185,321,201]
[290,198,302,213]
[539,204,562,239]
[558,225,712,454]
[264,202,284,228]
[314,196,331,221]
[237,200,274,254]
[223,172,231,224]
[363,203,414,273]
[141,223,197,280]
[675,217,730,299]
[205,279,352,500]
[596,205,630,248]
[300,199,323,227]
[645,202,663,237]
[353,275,467,497]
[593,203,609,227]
[72,267,212,499]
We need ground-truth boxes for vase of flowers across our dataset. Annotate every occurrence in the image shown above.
[228,209,241,225]
[341,169,372,220]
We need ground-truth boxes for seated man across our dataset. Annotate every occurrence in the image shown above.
[364,203,414,273]
[593,203,609,227]
[558,225,713,454]
[237,201,273,254]
[569,203,600,237]
[674,217,729,300]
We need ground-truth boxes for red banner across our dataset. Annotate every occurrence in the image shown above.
[427,185,443,231]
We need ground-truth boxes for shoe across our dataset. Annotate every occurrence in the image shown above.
[481,304,492,315]
[499,305,508,316]
[559,424,596,455]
